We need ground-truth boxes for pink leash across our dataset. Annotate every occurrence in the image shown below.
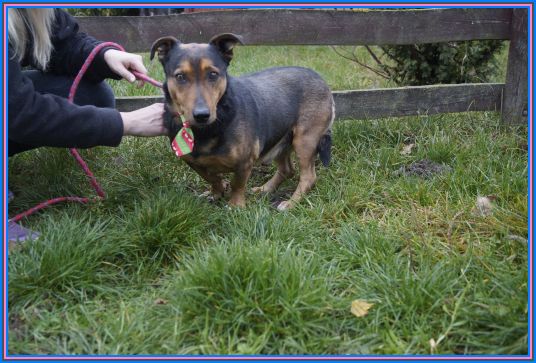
[10,42,163,223]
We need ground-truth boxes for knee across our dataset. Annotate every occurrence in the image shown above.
[23,71,116,108]
[74,81,116,108]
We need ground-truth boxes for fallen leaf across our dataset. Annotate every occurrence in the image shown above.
[351,299,374,317]
[400,143,415,155]
[473,196,493,217]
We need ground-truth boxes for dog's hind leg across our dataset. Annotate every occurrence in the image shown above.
[277,131,319,211]
[252,147,294,194]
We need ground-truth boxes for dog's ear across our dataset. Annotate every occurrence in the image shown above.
[150,36,179,62]
[209,33,244,64]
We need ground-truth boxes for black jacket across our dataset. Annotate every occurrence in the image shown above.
[8,9,124,155]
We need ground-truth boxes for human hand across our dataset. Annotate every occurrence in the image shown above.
[104,49,147,85]
[121,103,167,137]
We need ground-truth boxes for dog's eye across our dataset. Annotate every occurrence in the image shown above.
[175,73,186,83]
[208,71,219,81]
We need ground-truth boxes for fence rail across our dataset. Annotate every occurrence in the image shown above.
[116,83,504,121]
[78,8,513,49]
[77,8,528,124]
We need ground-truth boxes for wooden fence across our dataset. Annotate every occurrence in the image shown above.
[77,8,528,125]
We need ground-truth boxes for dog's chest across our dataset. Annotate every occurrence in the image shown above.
[182,137,236,172]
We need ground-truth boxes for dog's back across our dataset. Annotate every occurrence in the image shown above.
[230,66,334,165]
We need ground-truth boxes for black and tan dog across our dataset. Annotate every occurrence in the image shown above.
[150,33,334,210]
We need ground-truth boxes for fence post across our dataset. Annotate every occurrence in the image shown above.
[502,8,528,125]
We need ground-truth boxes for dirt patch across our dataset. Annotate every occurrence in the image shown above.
[394,159,452,179]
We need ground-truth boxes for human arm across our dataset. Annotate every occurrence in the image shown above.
[43,9,123,82]
[8,54,124,148]
[121,103,167,137]
[44,10,149,85]
[9,56,167,149]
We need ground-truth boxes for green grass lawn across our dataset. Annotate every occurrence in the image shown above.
[7,45,527,355]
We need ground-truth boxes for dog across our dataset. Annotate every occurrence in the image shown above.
[150,33,334,210]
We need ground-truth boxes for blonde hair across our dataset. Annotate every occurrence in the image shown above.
[8,8,55,70]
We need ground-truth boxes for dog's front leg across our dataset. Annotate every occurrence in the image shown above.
[229,166,253,207]
[186,162,226,201]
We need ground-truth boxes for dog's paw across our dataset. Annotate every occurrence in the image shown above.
[251,186,265,194]
[228,196,246,208]
[198,190,222,203]
[276,200,292,211]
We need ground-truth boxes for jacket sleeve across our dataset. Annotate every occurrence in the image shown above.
[45,9,122,83]
[8,53,124,149]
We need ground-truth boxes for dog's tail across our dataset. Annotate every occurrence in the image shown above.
[317,97,335,167]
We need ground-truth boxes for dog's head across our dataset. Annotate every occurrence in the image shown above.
[150,33,244,127]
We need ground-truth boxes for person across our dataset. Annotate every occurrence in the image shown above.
[7,8,167,243]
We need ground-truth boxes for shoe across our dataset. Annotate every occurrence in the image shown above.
[8,220,40,245]
[7,190,40,250]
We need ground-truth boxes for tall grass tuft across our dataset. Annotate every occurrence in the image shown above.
[8,214,124,308]
[168,241,340,354]
[114,189,217,271]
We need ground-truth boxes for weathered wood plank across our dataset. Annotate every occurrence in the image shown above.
[334,83,503,120]
[117,95,164,111]
[116,83,504,120]
[77,8,512,52]
[501,8,528,125]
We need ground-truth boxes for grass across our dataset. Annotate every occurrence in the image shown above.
[7,45,528,356]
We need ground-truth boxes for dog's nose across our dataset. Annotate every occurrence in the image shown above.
[193,108,211,123]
